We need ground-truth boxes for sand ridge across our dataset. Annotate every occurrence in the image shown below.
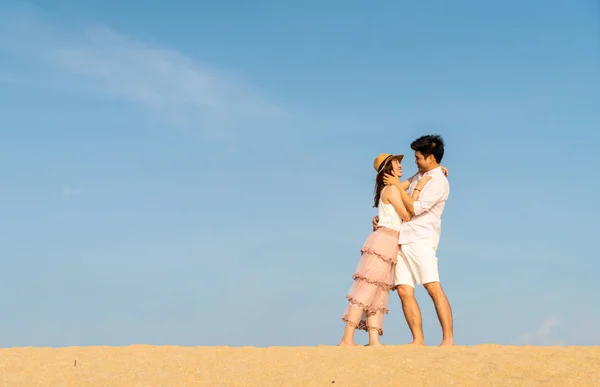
[1,344,599,386]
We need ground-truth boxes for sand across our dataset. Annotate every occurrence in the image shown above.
[0,344,599,386]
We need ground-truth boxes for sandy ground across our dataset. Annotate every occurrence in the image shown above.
[0,344,599,386]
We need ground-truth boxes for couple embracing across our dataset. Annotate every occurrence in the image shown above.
[340,135,454,347]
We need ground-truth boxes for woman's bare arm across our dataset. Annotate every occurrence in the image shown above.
[399,179,411,191]
[384,185,412,222]
[411,176,432,200]
[389,167,448,194]
[398,173,416,191]
[384,177,432,222]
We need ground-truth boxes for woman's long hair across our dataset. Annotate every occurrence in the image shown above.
[373,159,396,208]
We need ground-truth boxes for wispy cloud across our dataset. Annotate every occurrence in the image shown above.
[516,316,565,346]
[0,3,284,136]
[61,186,81,201]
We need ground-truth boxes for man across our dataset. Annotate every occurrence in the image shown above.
[372,134,454,346]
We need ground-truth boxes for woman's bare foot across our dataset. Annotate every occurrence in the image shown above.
[408,340,425,346]
[367,342,384,347]
[439,338,454,347]
[339,340,358,346]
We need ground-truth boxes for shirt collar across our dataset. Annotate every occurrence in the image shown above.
[421,166,442,177]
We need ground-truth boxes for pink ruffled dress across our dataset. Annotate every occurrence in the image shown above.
[342,187,400,336]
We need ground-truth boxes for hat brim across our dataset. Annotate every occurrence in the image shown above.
[390,154,404,163]
[377,154,404,172]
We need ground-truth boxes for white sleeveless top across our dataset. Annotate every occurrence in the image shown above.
[376,186,401,231]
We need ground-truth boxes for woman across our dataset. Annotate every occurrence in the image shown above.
[339,153,433,346]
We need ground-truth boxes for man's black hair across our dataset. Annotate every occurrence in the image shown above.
[410,134,445,163]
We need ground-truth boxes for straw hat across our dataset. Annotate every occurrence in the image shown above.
[373,153,404,173]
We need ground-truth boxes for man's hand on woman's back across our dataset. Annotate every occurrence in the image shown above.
[372,216,379,231]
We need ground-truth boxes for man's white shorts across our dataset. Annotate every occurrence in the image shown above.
[394,239,440,288]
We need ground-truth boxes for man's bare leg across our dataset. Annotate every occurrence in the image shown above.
[396,285,425,345]
[423,282,454,346]
[340,306,362,346]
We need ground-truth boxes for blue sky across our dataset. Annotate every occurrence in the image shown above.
[0,0,599,347]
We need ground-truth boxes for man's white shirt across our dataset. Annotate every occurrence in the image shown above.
[398,166,449,249]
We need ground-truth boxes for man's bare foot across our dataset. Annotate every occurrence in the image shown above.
[339,340,358,346]
[367,342,384,347]
[439,339,454,347]
[408,340,425,346]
